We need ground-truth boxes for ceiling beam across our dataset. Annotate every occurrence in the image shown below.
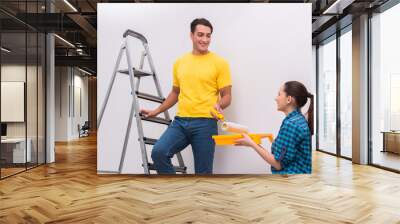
[322,0,356,14]
[55,55,96,70]
[67,13,97,41]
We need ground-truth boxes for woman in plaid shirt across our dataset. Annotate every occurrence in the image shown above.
[235,81,313,174]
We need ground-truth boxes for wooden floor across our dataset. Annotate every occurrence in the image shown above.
[1,163,44,178]
[1,167,26,178]
[1,135,400,223]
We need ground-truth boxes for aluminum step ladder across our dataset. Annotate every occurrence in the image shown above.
[97,29,187,174]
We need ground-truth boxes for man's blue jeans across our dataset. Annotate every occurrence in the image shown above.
[151,117,218,174]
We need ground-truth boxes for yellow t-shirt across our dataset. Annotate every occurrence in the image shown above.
[173,52,232,118]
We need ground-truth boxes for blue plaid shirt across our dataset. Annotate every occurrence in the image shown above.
[271,110,312,174]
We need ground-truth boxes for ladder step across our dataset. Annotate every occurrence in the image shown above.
[136,91,164,103]
[140,114,171,125]
[143,137,157,145]
[118,68,153,77]
[147,163,187,173]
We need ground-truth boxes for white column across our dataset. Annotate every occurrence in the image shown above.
[352,14,369,164]
[46,33,55,163]
[46,1,55,163]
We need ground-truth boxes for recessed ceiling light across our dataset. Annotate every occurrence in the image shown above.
[78,67,93,76]
[54,34,75,48]
[63,0,78,12]
[323,0,354,15]
[1,47,11,53]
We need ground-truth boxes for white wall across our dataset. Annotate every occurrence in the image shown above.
[1,64,46,163]
[72,72,89,138]
[55,67,69,141]
[55,67,89,141]
[1,82,24,123]
[98,3,313,174]
[1,65,36,137]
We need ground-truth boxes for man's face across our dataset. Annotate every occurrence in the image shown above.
[190,24,212,54]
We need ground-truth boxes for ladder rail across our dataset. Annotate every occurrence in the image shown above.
[100,30,187,174]
[143,44,171,121]
[118,99,136,173]
[123,29,148,44]
[143,43,186,171]
[125,39,151,174]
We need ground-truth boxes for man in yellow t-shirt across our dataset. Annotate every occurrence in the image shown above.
[140,18,232,174]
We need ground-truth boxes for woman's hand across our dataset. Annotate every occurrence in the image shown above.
[234,133,256,148]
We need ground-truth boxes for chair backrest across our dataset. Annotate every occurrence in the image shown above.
[82,121,90,129]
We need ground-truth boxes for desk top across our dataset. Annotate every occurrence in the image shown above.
[1,138,29,143]
[381,131,400,134]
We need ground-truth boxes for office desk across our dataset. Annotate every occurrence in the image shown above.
[1,138,32,164]
[382,131,400,154]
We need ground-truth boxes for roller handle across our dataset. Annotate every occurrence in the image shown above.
[210,108,224,121]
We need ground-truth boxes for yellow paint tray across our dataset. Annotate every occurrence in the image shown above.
[212,134,274,145]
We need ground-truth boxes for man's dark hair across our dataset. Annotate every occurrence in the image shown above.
[190,18,213,34]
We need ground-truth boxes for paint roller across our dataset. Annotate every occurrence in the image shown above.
[211,108,249,134]
[221,122,249,134]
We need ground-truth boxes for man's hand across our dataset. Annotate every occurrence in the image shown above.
[140,109,159,118]
[211,103,224,120]
[214,103,223,114]
[140,87,179,119]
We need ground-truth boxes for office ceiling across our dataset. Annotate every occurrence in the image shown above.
[0,0,393,75]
